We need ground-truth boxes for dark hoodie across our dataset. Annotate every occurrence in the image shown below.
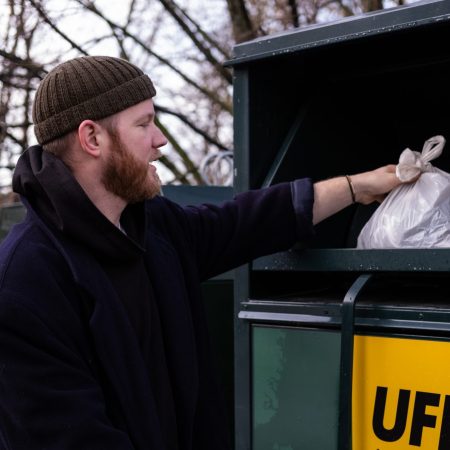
[1,145,314,450]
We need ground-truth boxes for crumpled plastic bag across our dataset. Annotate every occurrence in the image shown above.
[357,135,450,248]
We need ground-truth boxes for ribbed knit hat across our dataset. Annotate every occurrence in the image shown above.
[33,56,156,145]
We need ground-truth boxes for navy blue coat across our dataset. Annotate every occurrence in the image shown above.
[0,180,313,449]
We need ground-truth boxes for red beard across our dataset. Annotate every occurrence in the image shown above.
[101,129,161,203]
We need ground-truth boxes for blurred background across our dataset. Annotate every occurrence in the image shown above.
[0,0,420,202]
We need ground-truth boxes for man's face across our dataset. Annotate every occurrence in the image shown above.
[101,99,167,203]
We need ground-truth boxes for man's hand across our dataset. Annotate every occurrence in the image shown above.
[350,164,402,204]
[313,165,404,225]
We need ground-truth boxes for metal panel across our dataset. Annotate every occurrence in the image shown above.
[252,326,341,450]
[0,203,26,241]
[253,248,450,272]
[162,185,232,206]
[227,0,450,66]
[233,67,252,450]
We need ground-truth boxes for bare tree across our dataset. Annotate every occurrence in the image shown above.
[0,1,43,191]
[0,0,420,197]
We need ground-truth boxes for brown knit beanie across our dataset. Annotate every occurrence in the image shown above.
[32,56,156,145]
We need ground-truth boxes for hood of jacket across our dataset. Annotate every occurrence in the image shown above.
[12,145,145,262]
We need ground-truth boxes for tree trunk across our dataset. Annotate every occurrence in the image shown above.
[225,0,256,43]
[288,0,299,28]
[361,0,383,12]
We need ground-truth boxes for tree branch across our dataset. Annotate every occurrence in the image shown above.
[158,155,190,184]
[75,0,232,113]
[155,104,231,152]
[156,0,232,84]
[28,0,89,55]
[288,0,300,27]
[225,0,257,43]
[0,49,46,79]
[155,117,204,185]
[175,3,231,60]
[4,130,23,147]
[361,0,383,12]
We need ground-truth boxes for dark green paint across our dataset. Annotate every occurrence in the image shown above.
[252,326,341,450]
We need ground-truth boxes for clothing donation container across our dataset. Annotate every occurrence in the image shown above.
[226,1,450,449]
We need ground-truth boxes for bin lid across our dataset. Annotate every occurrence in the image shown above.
[225,0,450,67]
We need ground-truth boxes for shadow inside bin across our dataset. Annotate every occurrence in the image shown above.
[310,202,379,250]
[345,202,380,248]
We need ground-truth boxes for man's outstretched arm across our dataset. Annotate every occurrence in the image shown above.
[313,165,401,224]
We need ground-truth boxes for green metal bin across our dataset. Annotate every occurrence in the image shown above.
[226,1,450,449]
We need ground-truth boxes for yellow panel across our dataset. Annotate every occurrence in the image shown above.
[352,335,450,449]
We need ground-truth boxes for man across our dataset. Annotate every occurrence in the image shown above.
[0,56,401,450]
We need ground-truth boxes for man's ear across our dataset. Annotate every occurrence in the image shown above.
[77,120,104,157]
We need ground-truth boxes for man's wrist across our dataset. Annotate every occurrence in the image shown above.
[345,175,356,203]
[350,171,379,204]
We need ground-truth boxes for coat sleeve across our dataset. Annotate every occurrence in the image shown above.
[156,179,314,280]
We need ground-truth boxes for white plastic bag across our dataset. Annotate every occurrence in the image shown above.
[357,135,450,249]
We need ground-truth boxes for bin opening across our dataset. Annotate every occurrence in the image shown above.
[292,61,450,249]
[244,20,450,249]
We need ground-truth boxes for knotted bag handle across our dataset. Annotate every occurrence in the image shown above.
[396,135,446,182]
